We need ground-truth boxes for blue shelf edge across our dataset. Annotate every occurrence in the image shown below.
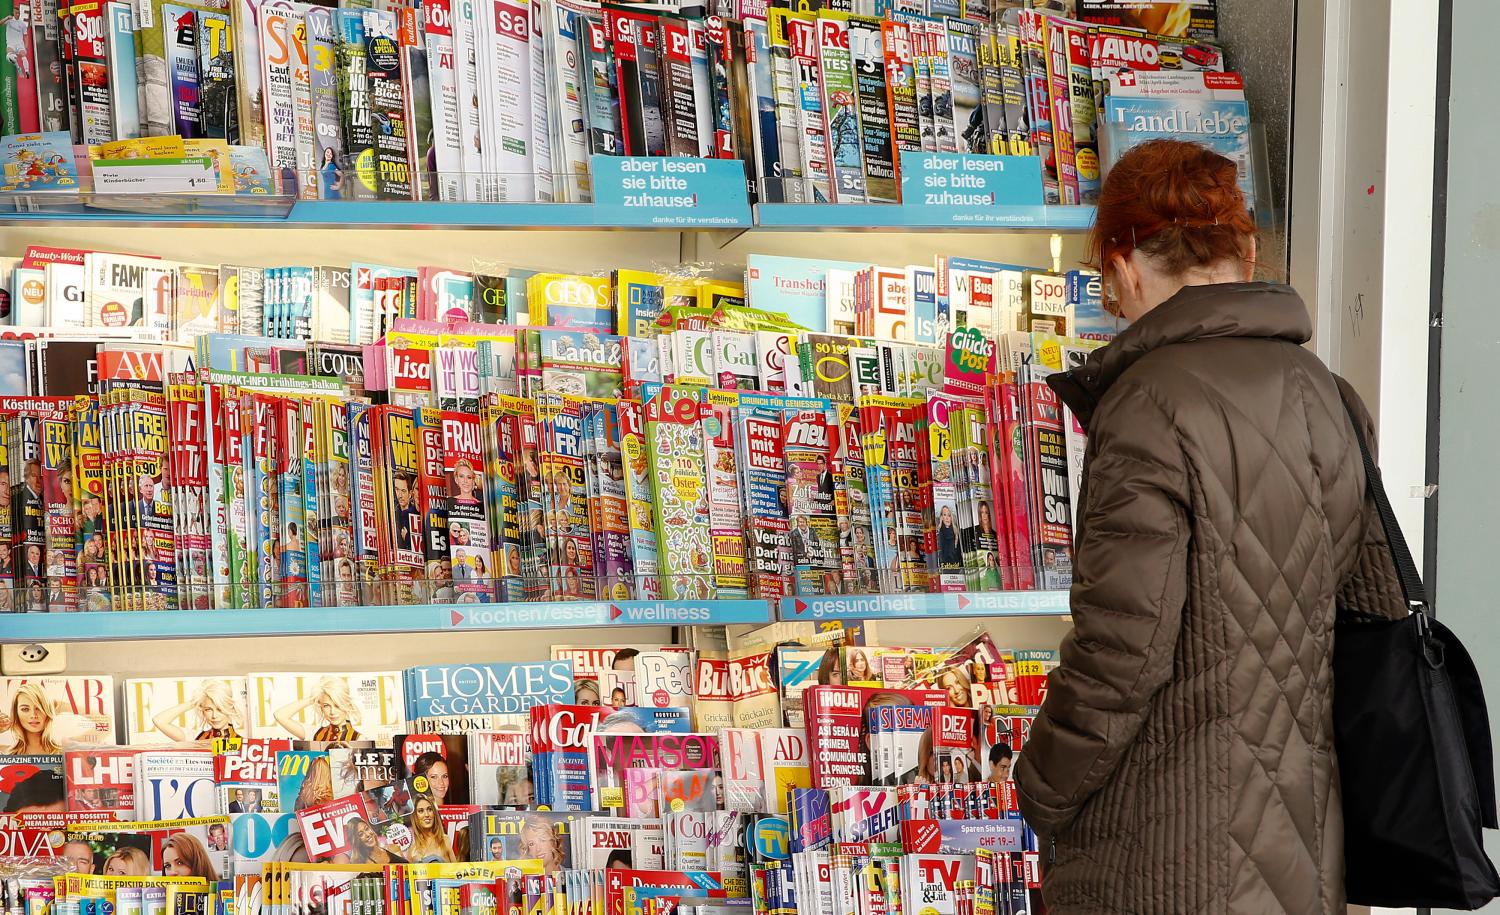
[779,590,1073,621]
[0,199,1094,231]
[0,599,772,642]
[753,203,1096,230]
[0,592,1074,640]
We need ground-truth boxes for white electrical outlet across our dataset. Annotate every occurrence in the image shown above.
[1,643,67,675]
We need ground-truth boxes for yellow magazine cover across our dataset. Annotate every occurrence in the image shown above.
[59,874,209,904]
[182,139,235,194]
[695,279,745,310]
[398,860,543,915]
[612,269,666,337]
[525,275,612,332]
[88,136,189,160]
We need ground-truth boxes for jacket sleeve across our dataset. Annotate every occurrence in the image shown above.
[1333,376,1410,620]
[1014,383,1191,838]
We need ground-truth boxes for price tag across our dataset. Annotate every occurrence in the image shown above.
[90,156,220,195]
[590,156,752,227]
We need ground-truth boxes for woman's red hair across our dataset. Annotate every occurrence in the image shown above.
[1090,139,1256,277]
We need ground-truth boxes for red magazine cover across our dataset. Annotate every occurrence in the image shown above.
[1020,365,1072,589]
[804,686,946,787]
[931,707,981,784]
[297,793,371,862]
[213,737,291,812]
[991,378,1036,590]
[441,411,494,601]
[603,869,724,915]
[439,803,478,860]
[64,748,138,817]
[0,813,64,858]
[414,407,452,600]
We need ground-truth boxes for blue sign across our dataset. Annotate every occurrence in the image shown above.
[445,598,770,630]
[591,156,752,227]
[780,590,1071,621]
[898,152,1047,223]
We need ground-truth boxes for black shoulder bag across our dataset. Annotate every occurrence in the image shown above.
[1336,394,1500,909]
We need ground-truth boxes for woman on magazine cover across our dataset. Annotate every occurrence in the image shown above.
[1011,140,1409,915]
[274,676,362,742]
[518,814,566,873]
[407,796,455,863]
[845,649,875,684]
[409,751,451,805]
[102,846,151,877]
[0,681,62,755]
[294,756,335,811]
[162,833,219,882]
[151,679,246,742]
[344,815,406,865]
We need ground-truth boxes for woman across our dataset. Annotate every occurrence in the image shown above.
[294,756,335,812]
[318,146,342,198]
[409,751,451,805]
[575,679,602,707]
[449,459,481,502]
[936,668,971,709]
[161,833,219,882]
[1012,140,1406,915]
[0,682,61,755]
[407,796,455,862]
[102,846,151,876]
[151,678,245,741]
[936,505,962,565]
[274,676,362,742]
[345,816,406,865]
[844,649,874,684]
[517,815,565,874]
[815,647,843,686]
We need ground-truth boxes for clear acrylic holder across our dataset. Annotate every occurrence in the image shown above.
[1097,119,1285,281]
[0,176,296,218]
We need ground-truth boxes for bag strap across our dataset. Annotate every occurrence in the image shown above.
[1337,390,1428,611]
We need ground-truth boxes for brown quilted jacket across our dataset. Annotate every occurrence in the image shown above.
[1013,282,1408,914]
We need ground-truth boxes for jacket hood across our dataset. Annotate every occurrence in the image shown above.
[1048,282,1312,428]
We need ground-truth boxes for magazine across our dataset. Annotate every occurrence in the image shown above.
[0,676,116,752]
[246,672,405,743]
[65,816,233,883]
[122,676,249,745]
[403,662,574,732]
[589,732,719,817]
[215,737,291,813]
[0,754,64,815]
[296,776,435,864]
[466,730,531,808]
[394,734,469,806]
[132,750,216,820]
